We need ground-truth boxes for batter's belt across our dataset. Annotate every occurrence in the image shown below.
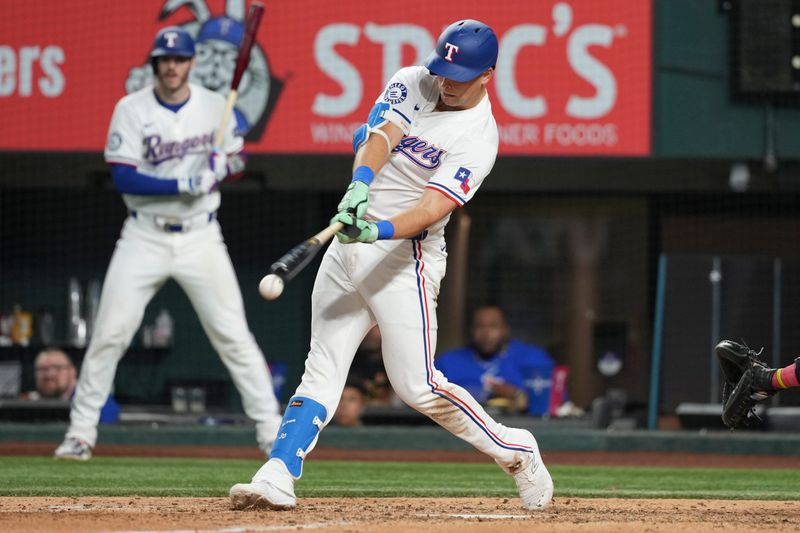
[130,210,217,233]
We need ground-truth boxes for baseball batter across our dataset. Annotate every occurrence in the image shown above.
[53,26,282,461]
[230,20,553,511]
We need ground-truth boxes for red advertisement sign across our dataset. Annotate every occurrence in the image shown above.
[1,1,650,155]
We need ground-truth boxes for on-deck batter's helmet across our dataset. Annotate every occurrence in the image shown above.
[424,19,498,82]
[150,26,196,60]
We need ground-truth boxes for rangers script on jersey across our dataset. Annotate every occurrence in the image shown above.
[104,82,242,218]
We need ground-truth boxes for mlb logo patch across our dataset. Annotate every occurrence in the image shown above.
[384,82,408,104]
[454,167,472,193]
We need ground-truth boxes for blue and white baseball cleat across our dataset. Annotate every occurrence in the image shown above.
[513,431,554,510]
[229,459,296,510]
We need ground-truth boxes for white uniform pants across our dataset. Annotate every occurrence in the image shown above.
[67,216,281,448]
[294,236,534,473]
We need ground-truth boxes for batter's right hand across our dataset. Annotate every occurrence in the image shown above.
[330,212,378,244]
[336,180,370,219]
[178,169,218,196]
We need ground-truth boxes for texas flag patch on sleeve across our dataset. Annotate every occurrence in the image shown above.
[454,167,472,193]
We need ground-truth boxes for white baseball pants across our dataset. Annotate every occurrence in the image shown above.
[66,216,281,449]
[294,236,535,473]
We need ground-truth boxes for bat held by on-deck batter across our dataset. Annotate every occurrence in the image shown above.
[213,1,265,149]
[268,222,344,282]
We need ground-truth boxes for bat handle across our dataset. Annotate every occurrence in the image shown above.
[313,221,344,244]
[213,90,239,149]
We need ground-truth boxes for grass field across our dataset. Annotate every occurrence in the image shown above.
[2,456,797,500]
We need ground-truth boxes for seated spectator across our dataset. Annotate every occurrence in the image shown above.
[21,348,120,424]
[435,306,555,415]
[333,378,367,427]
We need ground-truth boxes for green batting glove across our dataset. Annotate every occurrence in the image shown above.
[330,212,378,244]
[336,180,370,219]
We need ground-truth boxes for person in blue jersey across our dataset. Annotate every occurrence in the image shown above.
[437,306,555,415]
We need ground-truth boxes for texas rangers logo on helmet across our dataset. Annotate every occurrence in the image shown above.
[164,31,179,48]
[384,82,408,105]
[444,42,460,62]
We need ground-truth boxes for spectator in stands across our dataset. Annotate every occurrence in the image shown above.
[332,378,367,427]
[436,306,555,415]
[350,326,398,406]
[21,348,120,424]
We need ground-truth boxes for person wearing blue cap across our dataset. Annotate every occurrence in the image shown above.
[229,19,554,512]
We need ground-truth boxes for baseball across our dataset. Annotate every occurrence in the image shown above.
[259,274,284,300]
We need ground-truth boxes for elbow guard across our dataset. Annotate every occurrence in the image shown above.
[352,123,369,154]
[352,102,392,154]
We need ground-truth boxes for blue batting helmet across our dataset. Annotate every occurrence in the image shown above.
[150,26,196,59]
[424,20,498,82]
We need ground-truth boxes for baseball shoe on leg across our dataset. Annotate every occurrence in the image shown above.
[229,459,296,510]
[53,437,92,461]
[513,431,553,511]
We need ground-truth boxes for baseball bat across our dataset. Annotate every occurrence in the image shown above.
[269,222,344,282]
[213,1,265,148]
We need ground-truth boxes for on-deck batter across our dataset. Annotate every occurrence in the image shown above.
[53,26,282,461]
[229,19,553,511]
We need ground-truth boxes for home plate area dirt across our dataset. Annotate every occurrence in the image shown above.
[1,497,799,533]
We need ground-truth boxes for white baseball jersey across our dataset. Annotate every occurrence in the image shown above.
[104,82,242,218]
[367,66,498,238]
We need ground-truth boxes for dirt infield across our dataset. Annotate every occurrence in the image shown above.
[2,496,799,533]
[3,443,800,532]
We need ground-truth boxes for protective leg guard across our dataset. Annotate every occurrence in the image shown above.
[269,396,327,479]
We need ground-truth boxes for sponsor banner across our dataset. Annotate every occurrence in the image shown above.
[1,0,650,155]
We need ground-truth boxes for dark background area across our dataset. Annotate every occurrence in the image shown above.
[3,0,800,417]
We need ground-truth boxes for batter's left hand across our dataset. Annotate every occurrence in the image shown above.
[330,212,378,244]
